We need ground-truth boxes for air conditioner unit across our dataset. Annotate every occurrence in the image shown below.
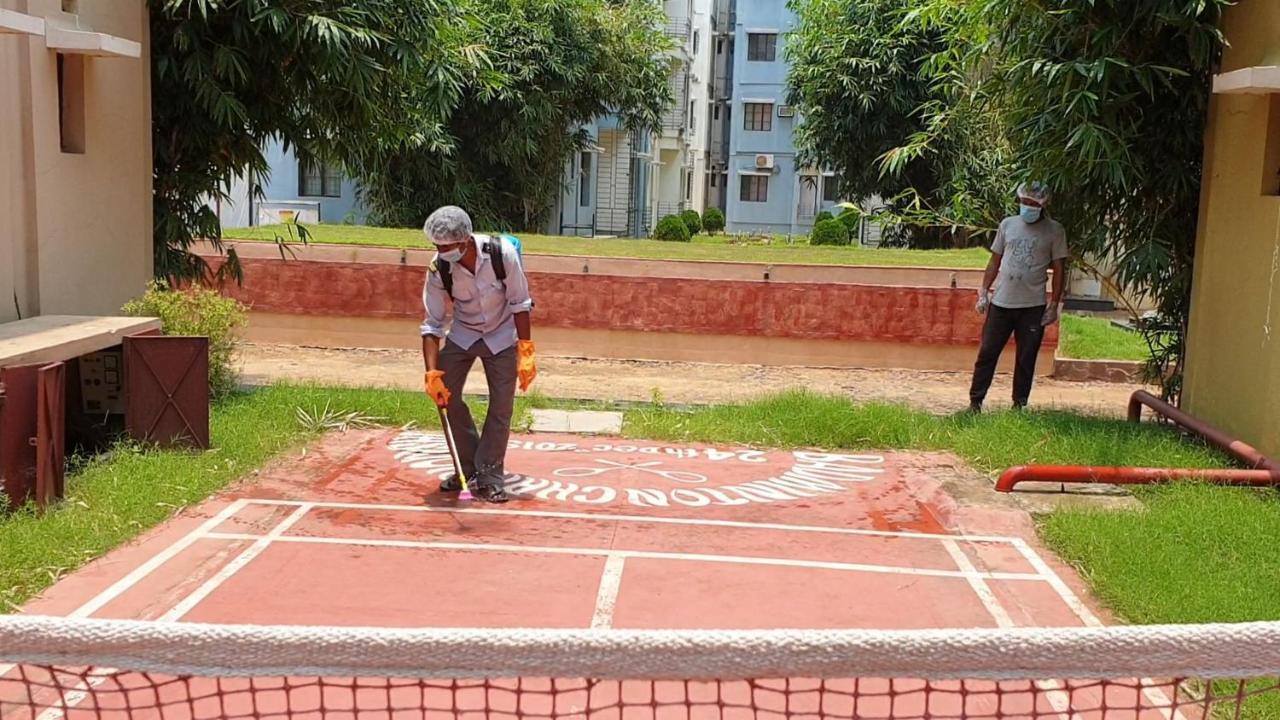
[777,105,796,118]
[754,154,775,169]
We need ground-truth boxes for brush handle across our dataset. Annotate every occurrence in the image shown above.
[435,405,469,491]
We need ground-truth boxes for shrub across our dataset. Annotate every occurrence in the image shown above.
[679,209,703,235]
[810,218,851,246]
[654,214,692,242]
[838,207,862,233]
[122,280,248,399]
[703,207,726,234]
[815,210,835,224]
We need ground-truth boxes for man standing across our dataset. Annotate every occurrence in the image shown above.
[968,182,1068,412]
[421,206,537,503]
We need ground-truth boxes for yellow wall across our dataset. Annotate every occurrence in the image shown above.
[0,0,152,324]
[1184,0,1280,457]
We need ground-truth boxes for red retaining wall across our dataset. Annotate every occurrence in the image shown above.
[204,256,1057,347]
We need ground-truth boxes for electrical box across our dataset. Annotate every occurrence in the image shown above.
[79,350,124,415]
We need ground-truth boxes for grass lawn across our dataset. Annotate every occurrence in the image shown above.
[1059,314,1150,361]
[226,223,992,268]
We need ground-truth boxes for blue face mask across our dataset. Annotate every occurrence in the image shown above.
[438,246,464,263]
[1020,205,1042,224]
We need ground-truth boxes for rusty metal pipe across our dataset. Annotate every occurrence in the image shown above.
[996,392,1280,493]
[996,465,1280,493]
[1127,390,1278,471]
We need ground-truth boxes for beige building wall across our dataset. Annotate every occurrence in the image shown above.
[1183,0,1280,457]
[0,0,152,324]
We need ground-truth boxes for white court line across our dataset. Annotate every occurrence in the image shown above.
[240,497,1027,545]
[32,504,314,720]
[590,555,626,630]
[1011,540,1181,719]
[1011,539,1103,627]
[161,504,313,622]
[941,539,1015,629]
[71,499,253,620]
[202,532,1045,582]
[943,543,1080,719]
[0,499,250,681]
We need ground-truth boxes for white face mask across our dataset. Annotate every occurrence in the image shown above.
[1020,205,1042,224]
[439,247,464,262]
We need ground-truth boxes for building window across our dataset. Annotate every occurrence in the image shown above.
[710,173,718,188]
[747,33,777,62]
[822,174,841,203]
[57,55,86,154]
[743,103,773,132]
[740,175,769,203]
[717,38,724,55]
[713,104,721,121]
[579,152,592,207]
[299,160,343,198]
[689,101,696,130]
[686,172,693,201]
[693,30,699,55]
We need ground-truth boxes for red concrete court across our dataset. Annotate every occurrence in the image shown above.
[19,428,1106,632]
[3,429,1192,718]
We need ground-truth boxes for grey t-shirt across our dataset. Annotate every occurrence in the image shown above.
[990,215,1069,309]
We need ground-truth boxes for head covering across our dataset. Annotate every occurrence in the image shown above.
[1016,181,1051,206]
[423,205,473,245]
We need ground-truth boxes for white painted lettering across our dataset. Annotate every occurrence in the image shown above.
[756,478,820,498]
[623,488,670,507]
[570,486,617,504]
[693,487,751,506]
[670,489,713,507]
[535,480,581,502]
[723,481,801,503]
[505,476,551,495]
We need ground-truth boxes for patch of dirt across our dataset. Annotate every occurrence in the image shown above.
[239,343,1148,417]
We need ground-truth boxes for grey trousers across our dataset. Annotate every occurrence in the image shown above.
[439,338,518,484]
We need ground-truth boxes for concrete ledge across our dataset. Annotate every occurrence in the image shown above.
[1053,357,1144,383]
[204,239,986,288]
[238,313,1055,375]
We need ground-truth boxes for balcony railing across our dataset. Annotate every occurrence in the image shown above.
[663,17,690,41]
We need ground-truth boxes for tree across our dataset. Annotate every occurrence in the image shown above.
[354,0,673,231]
[150,0,493,283]
[788,0,1232,401]
[785,0,988,248]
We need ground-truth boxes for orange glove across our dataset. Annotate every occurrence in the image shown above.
[424,370,450,407]
[517,340,537,392]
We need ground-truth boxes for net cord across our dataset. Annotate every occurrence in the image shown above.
[2,616,1279,681]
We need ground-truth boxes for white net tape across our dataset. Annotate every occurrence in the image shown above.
[2,616,1280,681]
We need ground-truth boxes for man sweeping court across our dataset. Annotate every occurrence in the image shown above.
[420,206,537,503]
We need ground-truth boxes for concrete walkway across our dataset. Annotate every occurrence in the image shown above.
[240,343,1148,416]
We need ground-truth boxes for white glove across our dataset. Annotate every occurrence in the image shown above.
[1041,303,1060,326]
[976,292,990,315]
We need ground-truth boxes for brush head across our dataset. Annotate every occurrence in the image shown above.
[458,489,473,501]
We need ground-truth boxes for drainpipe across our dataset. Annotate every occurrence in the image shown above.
[996,390,1280,493]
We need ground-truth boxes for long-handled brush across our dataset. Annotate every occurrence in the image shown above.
[436,405,472,501]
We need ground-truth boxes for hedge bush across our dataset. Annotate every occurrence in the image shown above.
[654,214,692,242]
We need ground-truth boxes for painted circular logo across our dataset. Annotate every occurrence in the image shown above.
[388,432,885,508]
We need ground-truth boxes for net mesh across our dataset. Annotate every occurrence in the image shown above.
[2,616,1279,720]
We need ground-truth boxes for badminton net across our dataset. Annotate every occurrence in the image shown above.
[2,615,1279,720]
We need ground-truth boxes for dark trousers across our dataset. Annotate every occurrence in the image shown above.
[969,304,1046,408]
[438,338,518,485]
